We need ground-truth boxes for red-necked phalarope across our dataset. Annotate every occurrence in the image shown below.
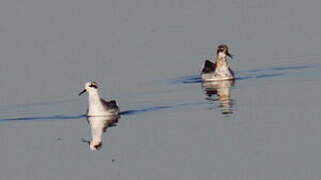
[79,81,119,116]
[201,44,235,81]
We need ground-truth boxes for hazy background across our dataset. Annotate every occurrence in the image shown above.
[1,0,321,179]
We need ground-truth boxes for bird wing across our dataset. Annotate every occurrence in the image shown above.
[201,60,217,73]
[101,99,119,111]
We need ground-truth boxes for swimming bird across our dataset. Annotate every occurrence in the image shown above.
[79,81,119,116]
[201,44,235,81]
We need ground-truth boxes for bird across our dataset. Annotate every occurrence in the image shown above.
[201,44,235,81]
[79,81,119,116]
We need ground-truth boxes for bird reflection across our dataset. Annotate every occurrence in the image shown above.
[82,115,119,151]
[201,80,235,115]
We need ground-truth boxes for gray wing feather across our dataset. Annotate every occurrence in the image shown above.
[101,99,119,112]
[202,60,217,74]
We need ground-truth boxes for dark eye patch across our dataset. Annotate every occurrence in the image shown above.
[89,84,98,89]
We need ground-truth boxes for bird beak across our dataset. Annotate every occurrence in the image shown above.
[78,89,86,96]
[227,52,233,59]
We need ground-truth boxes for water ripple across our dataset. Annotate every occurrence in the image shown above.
[171,63,321,85]
[0,115,86,122]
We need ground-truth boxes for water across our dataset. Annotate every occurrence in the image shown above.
[1,0,321,179]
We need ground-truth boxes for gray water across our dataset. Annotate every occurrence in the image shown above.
[1,0,321,179]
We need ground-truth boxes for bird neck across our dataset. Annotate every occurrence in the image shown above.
[215,56,230,72]
[217,52,227,59]
[216,56,228,66]
[88,91,102,105]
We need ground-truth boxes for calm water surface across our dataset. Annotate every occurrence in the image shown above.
[1,0,321,180]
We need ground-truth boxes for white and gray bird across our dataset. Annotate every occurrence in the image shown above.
[79,81,119,116]
[201,44,235,81]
